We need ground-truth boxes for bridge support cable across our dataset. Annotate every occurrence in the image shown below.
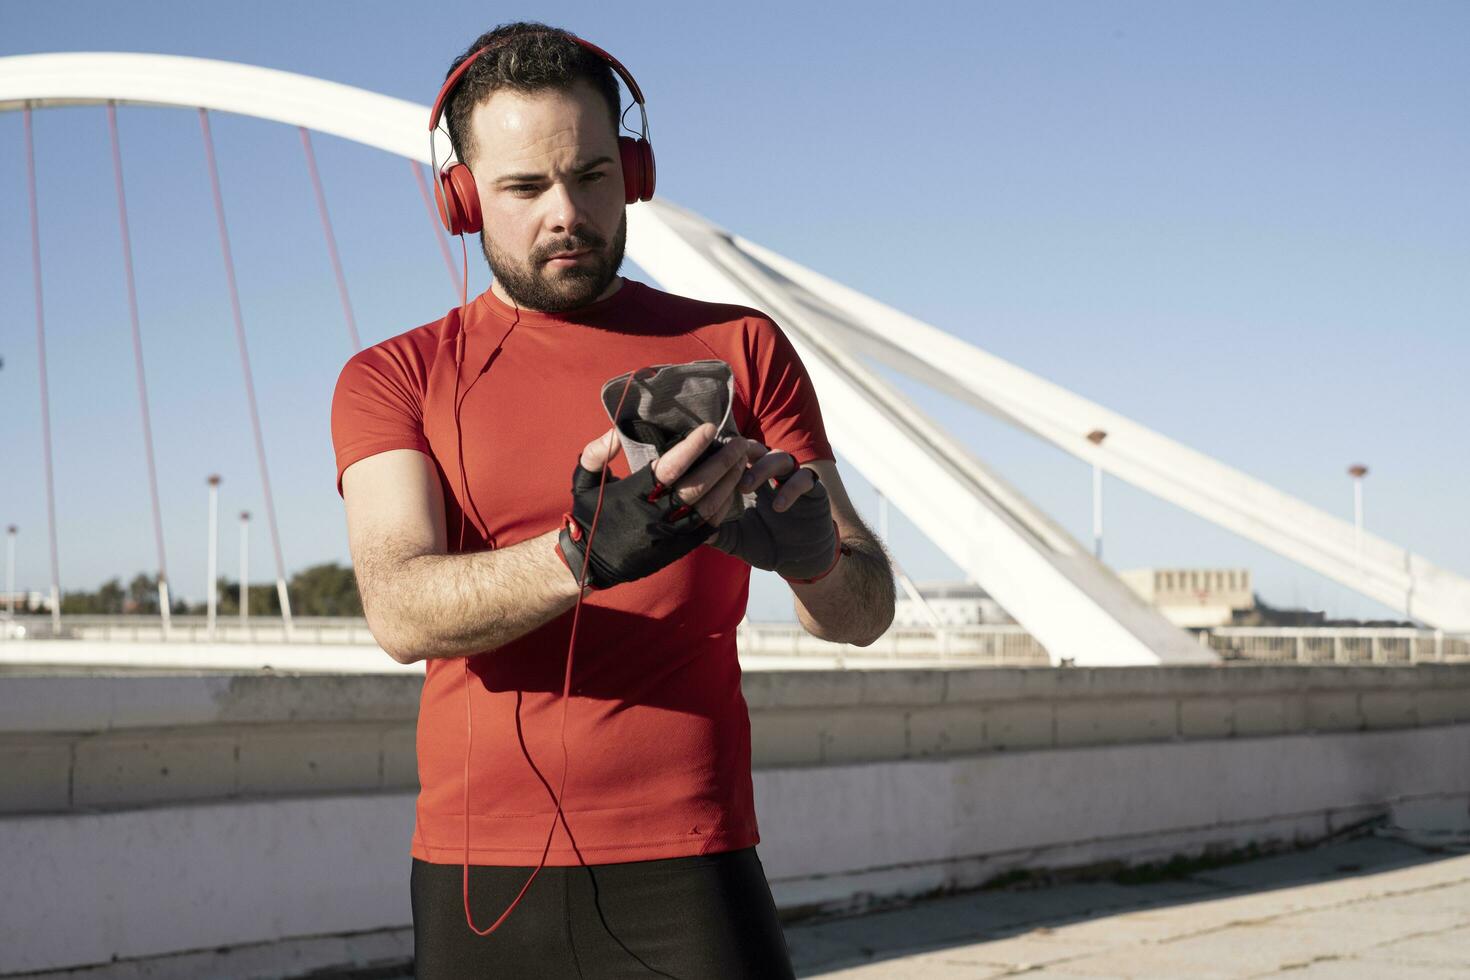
[877,492,943,630]
[197,109,294,636]
[298,128,361,352]
[107,103,172,631]
[411,161,464,299]
[21,107,62,632]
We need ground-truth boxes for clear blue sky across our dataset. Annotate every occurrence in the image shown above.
[1,1,1466,621]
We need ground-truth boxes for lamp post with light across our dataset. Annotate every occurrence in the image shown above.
[239,510,250,628]
[1087,430,1108,560]
[1347,464,1368,558]
[4,525,15,626]
[206,475,221,639]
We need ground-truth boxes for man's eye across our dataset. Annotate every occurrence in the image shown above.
[509,184,539,195]
[581,172,607,183]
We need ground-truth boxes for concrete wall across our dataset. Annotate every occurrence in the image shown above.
[3,665,1469,977]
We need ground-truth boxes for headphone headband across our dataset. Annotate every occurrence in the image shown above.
[429,29,656,234]
[428,32,647,134]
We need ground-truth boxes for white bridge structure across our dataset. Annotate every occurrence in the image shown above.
[3,53,1468,667]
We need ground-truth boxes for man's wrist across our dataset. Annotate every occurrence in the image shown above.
[555,517,599,591]
[783,524,850,585]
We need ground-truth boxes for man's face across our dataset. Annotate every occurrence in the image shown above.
[466,80,627,312]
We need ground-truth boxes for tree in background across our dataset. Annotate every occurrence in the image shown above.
[60,578,126,614]
[216,579,281,617]
[125,573,160,615]
[286,562,362,617]
[53,563,362,617]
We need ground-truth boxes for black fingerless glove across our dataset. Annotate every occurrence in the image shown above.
[556,459,717,590]
[710,471,842,583]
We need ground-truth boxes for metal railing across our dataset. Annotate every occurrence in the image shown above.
[1203,626,1469,664]
[4,614,1467,665]
[0,614,376,646]
[2,614,1050,664]
[734,622,1049,664]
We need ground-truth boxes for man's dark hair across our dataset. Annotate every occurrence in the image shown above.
[443,22,622,166]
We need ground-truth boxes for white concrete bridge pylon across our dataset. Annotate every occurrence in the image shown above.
[733,240,1470,631]
[626,203,1214,665]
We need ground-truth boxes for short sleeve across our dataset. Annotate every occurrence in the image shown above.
[330,344,433,496]
[744,315,834,465]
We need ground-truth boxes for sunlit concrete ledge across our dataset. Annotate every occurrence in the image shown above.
[2,666,1468,977]
[2,664,1468,815]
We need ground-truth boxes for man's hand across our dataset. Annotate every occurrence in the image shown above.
[559,423,762,589]
[582,422,758,527]
[710,450,841,582]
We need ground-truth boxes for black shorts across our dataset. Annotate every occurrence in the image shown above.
[410,847,796,979]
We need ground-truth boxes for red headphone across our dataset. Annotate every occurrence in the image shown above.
[428,33,657,236]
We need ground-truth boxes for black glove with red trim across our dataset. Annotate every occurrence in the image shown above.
[556,459,717,590]
[711,471,842,583]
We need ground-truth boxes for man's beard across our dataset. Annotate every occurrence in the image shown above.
[481,212,627,313]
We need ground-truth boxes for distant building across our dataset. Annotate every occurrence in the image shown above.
[893,581,1014,627]
[1118,568,1255,628]
[0,591,51,613]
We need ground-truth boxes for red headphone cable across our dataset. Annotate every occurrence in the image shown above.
[454,266,640,934]
[426,28,657,938]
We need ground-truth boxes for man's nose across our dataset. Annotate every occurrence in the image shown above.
[544,181,586,234]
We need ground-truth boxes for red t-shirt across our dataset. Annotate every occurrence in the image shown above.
[331,279,833,866]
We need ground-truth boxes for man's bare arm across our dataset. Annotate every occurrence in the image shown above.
[343,449,576,663]
[788,460,896,647]
[343,425,754,664]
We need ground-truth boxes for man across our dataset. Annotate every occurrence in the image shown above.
[331,22,894,978]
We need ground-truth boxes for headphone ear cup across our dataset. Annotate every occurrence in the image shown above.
[640,140,656,201]
[438,163,483,235]
[619,136,656,204]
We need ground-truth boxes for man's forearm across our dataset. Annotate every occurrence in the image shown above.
[369,528,584,663]
[791,533,895,646]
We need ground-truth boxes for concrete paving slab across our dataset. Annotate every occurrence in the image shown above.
[1354,922,1470,969]
[1048,911,1208,946]
[1041,946,1246,979]
[790,881,1150,962]
[787,929,875,972]
[1188,836,1423,889]
[806,929,1116,975]
[815,955,1012,979]
[936,930,1112,967]
[1059,886,1343,943]
[794,838,1470,979]
[1277,905,1468,945]
[1266,959,1470,979]
[1144,921,1394,972]
[1354,878,1470,916]
[790,904,1010,963]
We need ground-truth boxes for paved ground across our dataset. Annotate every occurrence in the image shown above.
[786,831,1470,979]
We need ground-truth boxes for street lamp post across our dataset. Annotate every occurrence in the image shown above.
[1087,430,1108,560]
[239,510,250,629]
[206,475,221,640]
[1347,464,1368,558]
[4,525,15,626]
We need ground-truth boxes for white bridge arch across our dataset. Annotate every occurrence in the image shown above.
[4,53,1466,663]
